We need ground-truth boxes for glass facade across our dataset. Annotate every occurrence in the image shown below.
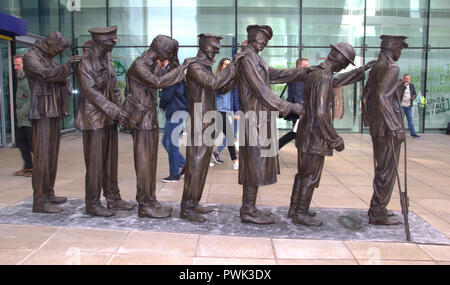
[2,0,450,132]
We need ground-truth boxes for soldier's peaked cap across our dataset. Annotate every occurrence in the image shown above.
[380,35,408,49]
[198,33,222,48]
[246,25,273,40]
[88,25,120,42]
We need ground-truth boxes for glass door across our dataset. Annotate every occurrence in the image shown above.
[0,39,14,147]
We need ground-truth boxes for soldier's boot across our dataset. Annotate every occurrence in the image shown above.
[138,199,172,218]
[180,208,207,223]
[47,189,67,204]
[194,203,214,214]
[368,208,401,225]
[292,186,322,227]
[86,200,115,217]
[367,208,395,217]
[240,186,275,225]
[106,192,137,211]
[288,174,316,218]
[33,202,63,214]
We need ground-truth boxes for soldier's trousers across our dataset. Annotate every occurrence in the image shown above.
[181,145,214,211]
[294,151,325,212]
[369,137,401,216]
[297,151,325,189]
[131,129,159,206]
[82,126,121,207]
[32,118,61,206]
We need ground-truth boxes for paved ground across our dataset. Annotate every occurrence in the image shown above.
[0,132,449,265]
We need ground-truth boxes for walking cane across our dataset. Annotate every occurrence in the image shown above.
[390,134,411,241]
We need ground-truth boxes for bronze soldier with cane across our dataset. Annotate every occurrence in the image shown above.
[362,35,409,227]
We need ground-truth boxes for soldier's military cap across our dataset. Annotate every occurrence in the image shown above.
[380,35,408,50]
[88,25,120,42]
[198,33,222,48]
[246,25,273,40]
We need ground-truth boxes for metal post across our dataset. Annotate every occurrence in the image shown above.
[360,0,367,133]
[422,0,431,133]
[299,0,303,59]
[0,41,6,147]
[8,41,15,147]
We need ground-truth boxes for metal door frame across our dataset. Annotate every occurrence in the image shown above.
[0,38,15,148]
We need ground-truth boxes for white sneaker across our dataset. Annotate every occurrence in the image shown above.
[209,162,215,167]
[233,161,239,170]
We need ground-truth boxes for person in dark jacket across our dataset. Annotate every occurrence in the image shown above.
[13,54,33,177]
[278,58,309,149]
[23,31,81,213]
[160,74,188,182]
[400,74,419,137]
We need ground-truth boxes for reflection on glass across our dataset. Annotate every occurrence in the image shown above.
[303,0,364,47]
[238,0,300,47]
[21,0,62,37]
[173,0,235,46]
[0,0,21,17]
[366,0,427,47]
[425,49,450,129]
[429,1,450,47]
[109,0,170,46]
[74,0,107,46]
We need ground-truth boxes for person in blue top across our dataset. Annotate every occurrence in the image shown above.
[278,58,309,149]
[212,58,239,170]
[160,61,188,182]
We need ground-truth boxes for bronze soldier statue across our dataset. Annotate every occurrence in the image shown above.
[23,31,81,213]
[236,25,306,225]
[76,26,136,217]
[122,35,195,218]
[292,43,375,226]
[181,33,238,222]
[362,35,408,225]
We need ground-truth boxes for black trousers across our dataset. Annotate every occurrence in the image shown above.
[278,131,296,150]
[217,111,237,160]
[16,126,33,169]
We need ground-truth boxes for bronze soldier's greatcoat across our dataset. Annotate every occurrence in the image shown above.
[123,35,191,218]
[236,25,305,224]
[23,31,76,213]
[362,35,408,225]
[181,33,237,222]
[76,26,136,217]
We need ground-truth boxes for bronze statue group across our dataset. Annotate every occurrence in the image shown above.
[22,25,410,232]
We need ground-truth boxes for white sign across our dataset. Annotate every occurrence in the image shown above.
[66,0,81,12]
